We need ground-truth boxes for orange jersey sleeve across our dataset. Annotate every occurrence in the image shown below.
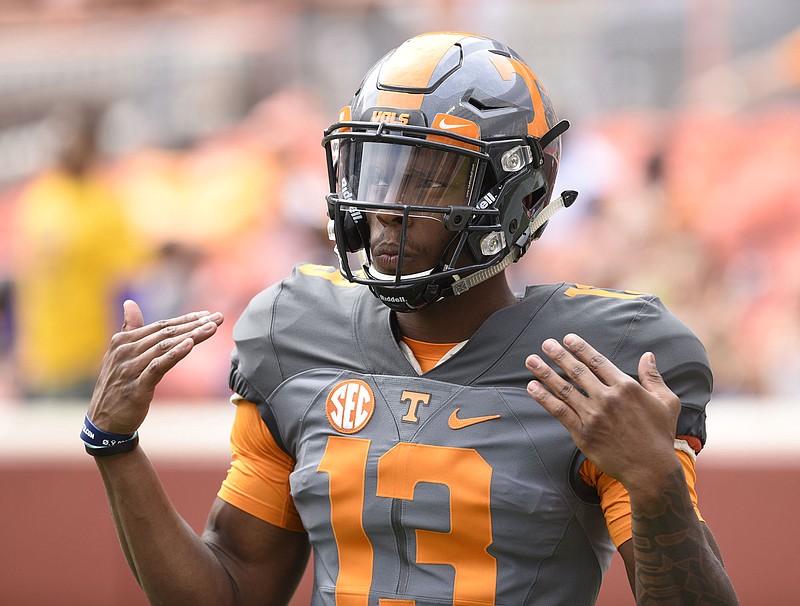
[217,399,304,532]
[579,447,704,548]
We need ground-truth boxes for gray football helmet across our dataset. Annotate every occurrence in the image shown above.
[323,32,574,311]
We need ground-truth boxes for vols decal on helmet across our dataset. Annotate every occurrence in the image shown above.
[370,109,411,125]
[326,379,375,434]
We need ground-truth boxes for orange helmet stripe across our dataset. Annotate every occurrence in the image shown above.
[375,90,424,110]
[336,106,353,132]
[488,54,549,137]
[376,32,469,110]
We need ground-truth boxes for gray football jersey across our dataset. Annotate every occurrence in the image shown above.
[229,264,712,606]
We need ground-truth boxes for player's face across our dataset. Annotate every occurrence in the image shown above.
[337,141,475,275]
[367,204,456,276]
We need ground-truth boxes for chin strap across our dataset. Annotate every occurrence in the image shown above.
[530,189,577,233]
[450,190,578,297]
[451,249,517,296]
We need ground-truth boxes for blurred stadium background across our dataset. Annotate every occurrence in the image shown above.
[0,0,798,604]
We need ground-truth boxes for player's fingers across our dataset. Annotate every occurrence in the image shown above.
[526,373,583,436]
[137,314,222,368]
[525,351,586,410]
[121,299,145,331]
[111,309,215,351]
[136,316,223,391]
[125,312,224,361]
[560,333,628,387]
[137,337,196,391]
[533,337,606,400]
[638,352,679,407]
[187,312,224,346]
[102,311,221,390]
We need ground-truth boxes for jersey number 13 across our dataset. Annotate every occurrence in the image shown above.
[318,436,497,605]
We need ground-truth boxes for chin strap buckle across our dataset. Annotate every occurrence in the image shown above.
[529,190,578,233]
[451,189,578,297]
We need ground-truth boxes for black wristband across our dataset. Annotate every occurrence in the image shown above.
[84,433,139,457]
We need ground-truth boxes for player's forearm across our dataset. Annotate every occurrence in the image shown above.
[94,446,237,605]
[628,465,739,605]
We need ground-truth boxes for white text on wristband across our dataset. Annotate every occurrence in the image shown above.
[80,413,136,448]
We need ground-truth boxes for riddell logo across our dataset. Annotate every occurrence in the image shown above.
[326,379,375,434]
[379,294,405,303]
[371,110,410,125]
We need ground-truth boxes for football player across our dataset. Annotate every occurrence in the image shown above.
[83,32,738,605]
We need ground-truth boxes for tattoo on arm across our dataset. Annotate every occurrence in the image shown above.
[632,468,738,605]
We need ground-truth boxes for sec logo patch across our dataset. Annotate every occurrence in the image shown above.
[326,379,375,434]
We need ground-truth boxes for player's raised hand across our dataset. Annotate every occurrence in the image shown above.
[87,300,224,435]
[525,333,681,490]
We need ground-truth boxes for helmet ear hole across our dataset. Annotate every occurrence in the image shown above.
[522,192,536,213]
[523,187,547,215]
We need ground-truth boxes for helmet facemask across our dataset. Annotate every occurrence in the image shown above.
[324,120,549,311]
[321,32,572,311]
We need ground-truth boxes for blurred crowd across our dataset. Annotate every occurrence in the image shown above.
[511,106,800,397]
[1,0,799,402]
[1,86,798,401]
[0,86,335,401]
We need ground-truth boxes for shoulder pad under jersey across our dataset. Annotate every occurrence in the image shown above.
[547,284,711,447]
[229,263,408,406]
[471,283,711,448]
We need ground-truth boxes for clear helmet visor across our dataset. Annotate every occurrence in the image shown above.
[335,140,478,219]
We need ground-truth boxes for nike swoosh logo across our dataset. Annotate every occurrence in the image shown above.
[448,408,500,429]
[437,117,469,130]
